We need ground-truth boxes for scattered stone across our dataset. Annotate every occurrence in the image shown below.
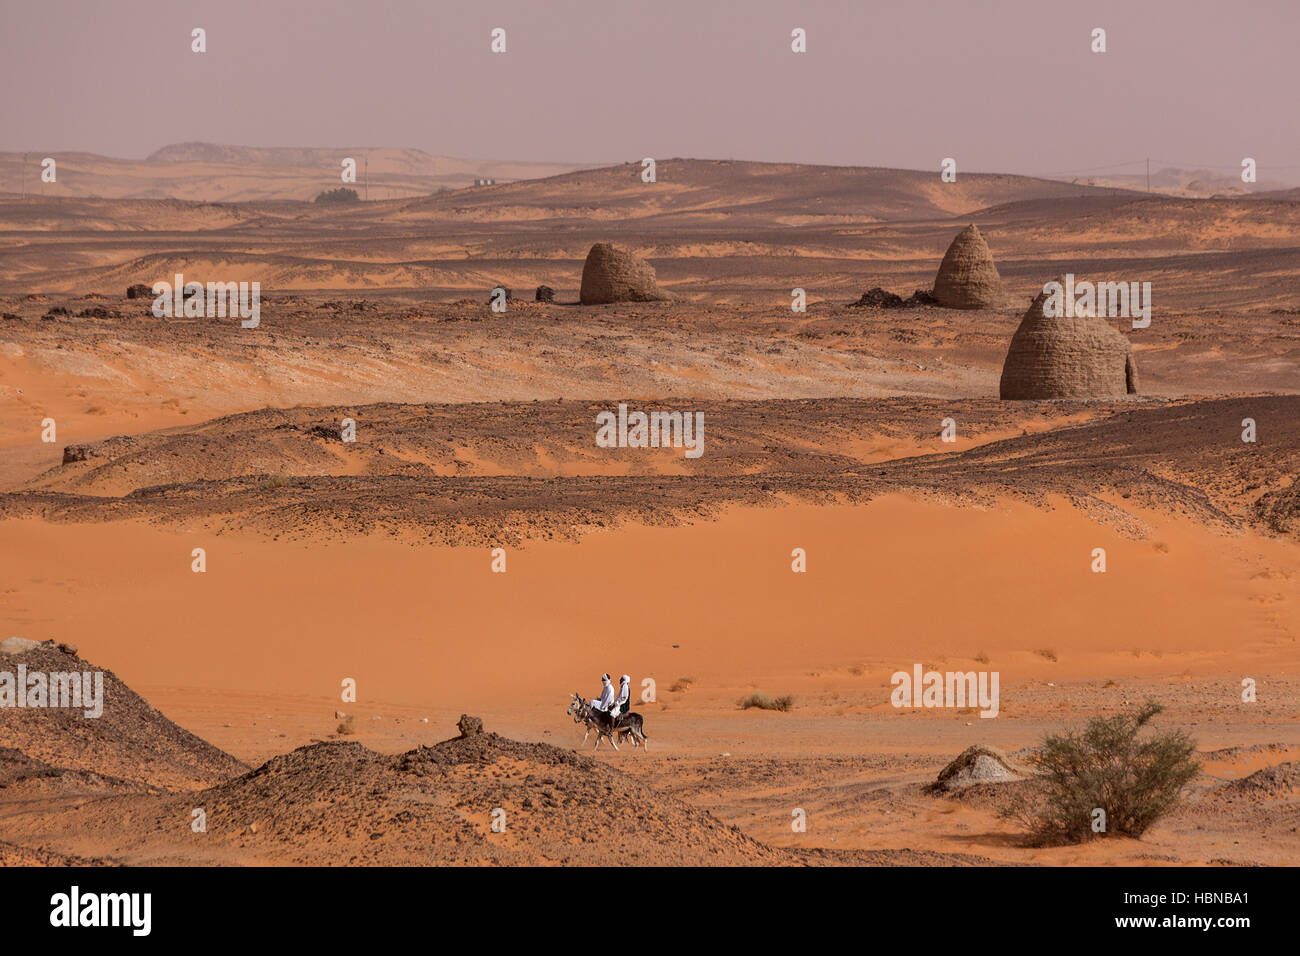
[0,637,41,656]
[930,744,1028,792]
[850,287,937,309]
[851,287,904,308]
[457,714,484,738]
[535,284,555,302]
[1215,761,1300,800]
[126,284,154,299]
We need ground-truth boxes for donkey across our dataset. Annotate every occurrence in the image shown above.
[567,693,618,750]
[567,693,648,751]
[580,695,647,751]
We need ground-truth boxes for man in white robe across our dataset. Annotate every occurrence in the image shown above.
[611,675,631,718]
[590,674,615,714]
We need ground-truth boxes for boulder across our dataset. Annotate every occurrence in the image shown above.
[851,287,904,308]
[0,637,41,656]
[931,744,1028,793]
[457,714,484,738]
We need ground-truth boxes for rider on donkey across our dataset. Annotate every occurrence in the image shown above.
[590,674,615,715]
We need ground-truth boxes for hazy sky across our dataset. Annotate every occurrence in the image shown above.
[3,0,1298,180]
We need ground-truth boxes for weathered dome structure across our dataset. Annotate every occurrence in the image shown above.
[932,225,1004,309]
[999,277,1139,399]
[579,243,668,305]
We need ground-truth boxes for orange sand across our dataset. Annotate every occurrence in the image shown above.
[2,495,1294,763]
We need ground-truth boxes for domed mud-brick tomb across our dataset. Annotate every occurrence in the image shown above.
[999,277,1139,399]
[579,243,670,305]
[932,225,1005,309]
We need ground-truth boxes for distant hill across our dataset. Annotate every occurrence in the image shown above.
[1068,165,1296,198]
[147,142,441,173]
[2,147,1153,214]
[1251,186,1300,202]
[386,158,1149,226]
[0,143,592,202]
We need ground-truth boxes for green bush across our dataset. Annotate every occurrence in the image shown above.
[1015,700,1198,844]
[315,187,360,204]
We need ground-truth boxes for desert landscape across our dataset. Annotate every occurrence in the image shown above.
[1,141,1297,869]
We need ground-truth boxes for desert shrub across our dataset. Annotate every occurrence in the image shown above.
[740,693,794,712]
[1013,700,1198,844]
[315,187,360,204]
[256,474,288,491]
[1034,648,1058,662]
[669,677,694,693]
[336,715,355,735]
